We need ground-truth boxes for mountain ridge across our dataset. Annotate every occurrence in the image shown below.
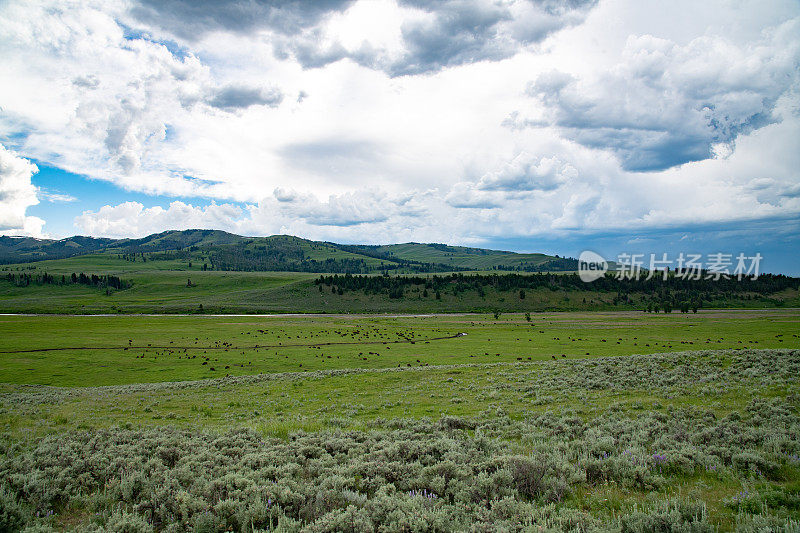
[0,229,576,273]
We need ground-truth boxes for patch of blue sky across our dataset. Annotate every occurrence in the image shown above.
[484,220,800,276]
[1,130,29,143]
[120,24,192,60]
[27,162,245,238]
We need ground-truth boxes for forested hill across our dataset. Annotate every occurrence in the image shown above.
[0,230,575,274]
[0,235,114,263]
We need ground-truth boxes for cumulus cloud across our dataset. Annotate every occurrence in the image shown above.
[74,201,245,238]
[385,0,596,76]
[73,189,407,239]
[0,2,301,199]
[0,144,44,236]
[127,0,597,77]
[3,0,800,256]
[206,84,283,111]
[0,2,213,188]
[442,114,800,235]
[264,189,391,226]
[477,153,577,192]
[129,0,355,40]
[445,182,503,209]
[73,191,413,240]
[444,153,578,209]
[525,21,800,171]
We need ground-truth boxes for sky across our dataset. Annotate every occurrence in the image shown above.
[1,0,799,273]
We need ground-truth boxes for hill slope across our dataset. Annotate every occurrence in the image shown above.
[362,242,577,271]
[0,235,114,263]
[0,230,571,273]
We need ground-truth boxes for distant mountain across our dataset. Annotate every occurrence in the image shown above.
[112,229,243,251]
[0,235,114,263]
[342,242,576,272]
[0,230,241,263]
[0,229,576,273]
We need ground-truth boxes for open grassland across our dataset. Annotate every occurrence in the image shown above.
[1,346,799,531]
[0,310,798,386]
[3,254,799,314]
[0,255,320,314]
[0,312,798,531]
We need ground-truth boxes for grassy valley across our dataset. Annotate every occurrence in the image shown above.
[0,230,798,314]
[1,231,799,531]
[0,311,798,530]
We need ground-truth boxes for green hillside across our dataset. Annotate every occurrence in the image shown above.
[110,228,243,251]
[8,229,795,316]
[0,229,572,273]
[0,235,113,263]
[373,242,572,270]
[1,250,798,314]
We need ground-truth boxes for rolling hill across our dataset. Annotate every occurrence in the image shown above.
[0,235,114,263]
[0,230,574,273]
[1,229,797,314]
[343,242,576,271]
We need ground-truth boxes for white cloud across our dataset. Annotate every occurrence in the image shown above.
[477,153,577,192]
[263,188,393,226]
[0,144,44,236]
[445,182,503,209]
[1,0,799,248]
[74,201,244,238]
[525,19,800,171]
[38,188,77,203]
[205,84,283,111]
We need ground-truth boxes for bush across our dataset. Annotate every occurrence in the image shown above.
[1,349,799,530]
[104,506,154,533]
[620,499,711,533]
[0,487,27,532]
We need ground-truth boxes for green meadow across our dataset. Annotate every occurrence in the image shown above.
[1,344,799,530]
[0,309,796,386]
[2,251,798,314]
[1,301,799,530]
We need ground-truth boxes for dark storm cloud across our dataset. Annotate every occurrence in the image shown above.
[386,0,597,76]
[566,127,715,172]
[524,32,800,172]
[129,0,597,76]
[530,75,788,172]
[129,0,355,40]
[390,0,513,76]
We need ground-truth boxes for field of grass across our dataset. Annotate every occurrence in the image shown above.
[1,348,799,530]
[0,310,797,386]
[1,311,799,531]
[3,254,799,314]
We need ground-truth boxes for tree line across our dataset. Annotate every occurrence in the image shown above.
[208,242,467,274]
[3,272,131,290]
[493,257,580,272]
[315,272,800,307]
[334,244,469,273]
